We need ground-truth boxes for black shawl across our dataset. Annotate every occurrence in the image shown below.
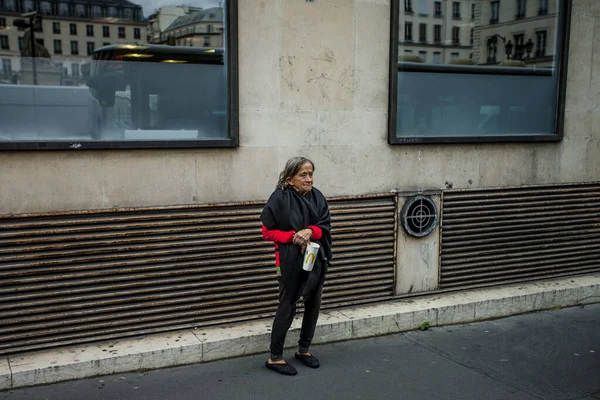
[260,186,332,301]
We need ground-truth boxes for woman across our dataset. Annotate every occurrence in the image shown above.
[260,156,332,376]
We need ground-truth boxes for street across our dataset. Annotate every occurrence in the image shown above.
[2,303,599,400]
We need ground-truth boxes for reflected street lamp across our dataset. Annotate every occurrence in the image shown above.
[525,38,534,59]
[13,11,41,85]
[491,34,513,61]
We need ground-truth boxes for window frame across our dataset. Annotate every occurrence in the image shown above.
[0,0,239,151]
[388,0,572,145]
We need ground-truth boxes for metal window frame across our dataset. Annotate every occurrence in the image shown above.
[0,0,239,151]
[388,0,572,145]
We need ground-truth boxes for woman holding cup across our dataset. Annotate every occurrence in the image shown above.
[260,156,332,376]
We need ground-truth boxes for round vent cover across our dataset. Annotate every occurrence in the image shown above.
[401,195,438,238]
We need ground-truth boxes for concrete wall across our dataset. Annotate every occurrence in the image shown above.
[0,0,598,214]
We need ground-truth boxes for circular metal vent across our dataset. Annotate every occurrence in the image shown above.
[401,195,438,238]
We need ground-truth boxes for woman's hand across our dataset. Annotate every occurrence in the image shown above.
[293,228,313,253]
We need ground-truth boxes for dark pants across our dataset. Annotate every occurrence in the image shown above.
[269,277,324,361]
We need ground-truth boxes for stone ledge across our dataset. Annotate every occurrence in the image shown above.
[2,274,599,390]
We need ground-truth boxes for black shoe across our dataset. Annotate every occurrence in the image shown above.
[295,353,320,368]
[265,361,297,376]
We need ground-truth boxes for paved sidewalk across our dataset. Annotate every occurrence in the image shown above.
[1,274,600,391]
[2,303,599,400]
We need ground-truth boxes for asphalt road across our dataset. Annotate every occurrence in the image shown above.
[2,303,599,400]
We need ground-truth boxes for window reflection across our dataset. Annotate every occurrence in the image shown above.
[395,0,566,139]
[0,1,229,143]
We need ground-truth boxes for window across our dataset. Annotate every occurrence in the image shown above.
[87,25,94,37]
[536,30,547,57]
[452,27,460,45]
[107,6,118,17]
[74,4,86,17]
[471,4,476,19]
[53,39,62,54]
[434,1,442,17]
[418,51,427,63]
[123,8,133,19]
[3,0,15,11]
[434,25,441,43]
[452,2,460,19]
[23,0,34,11]
[404,0,412,12]
[0,2,238,150]
[419,0,427,15]
[53,22,61,34]
[207,25,213,33]
[539,0,548,15]
[91,5,103,17]
[40,1,52,14]
[390,1,571,144]
[1,59,11,79]
[404,22,413,41]
[513,34,525,59]
[0,17,5,28]
[58,2,69,16]
[491,1,500,24]
[419,23,427,42]
[0,35,8,50]
[516,0,527,19]
[487,37,498,63]
[1,59,11,83]
[17,37,23,51]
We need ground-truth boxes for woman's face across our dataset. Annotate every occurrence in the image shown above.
[287,162,314,195]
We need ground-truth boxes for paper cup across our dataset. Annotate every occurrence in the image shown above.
[302,242,321,271]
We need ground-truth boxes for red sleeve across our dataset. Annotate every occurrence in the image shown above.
[262,224,295,243]
[307,225,323,240]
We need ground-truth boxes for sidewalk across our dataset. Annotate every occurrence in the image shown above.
[3,300,599,400]
[2,273,600,391]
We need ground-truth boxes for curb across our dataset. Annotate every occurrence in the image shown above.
[2,274,600,390]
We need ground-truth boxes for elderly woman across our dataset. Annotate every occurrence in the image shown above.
[260,156,332,376]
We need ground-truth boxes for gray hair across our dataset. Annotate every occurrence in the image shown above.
[277,157,315,190]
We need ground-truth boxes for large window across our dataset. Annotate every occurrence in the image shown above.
[390,0,571,144]
[0,1,238,150]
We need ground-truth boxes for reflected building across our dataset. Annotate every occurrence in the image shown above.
[473,0,556,67]
[399,0,476,64]
[146,5,202,44]
[155,7,224,48]
[0,0,146,84]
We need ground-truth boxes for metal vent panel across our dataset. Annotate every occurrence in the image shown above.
[0,194,395,356]
[440,183,600,290]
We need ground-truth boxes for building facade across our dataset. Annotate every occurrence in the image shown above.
[157,7,224,48]
[0,0,146,83]
[473,0,557,66]
[399,0,476,63]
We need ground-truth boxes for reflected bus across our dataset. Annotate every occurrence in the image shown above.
[85,44,227,141]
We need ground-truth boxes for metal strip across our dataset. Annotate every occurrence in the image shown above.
[0,194,396,356]
[440,183,600,290]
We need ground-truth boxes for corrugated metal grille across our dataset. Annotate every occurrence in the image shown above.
[0,194,395,356]
[440,183,600,290]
